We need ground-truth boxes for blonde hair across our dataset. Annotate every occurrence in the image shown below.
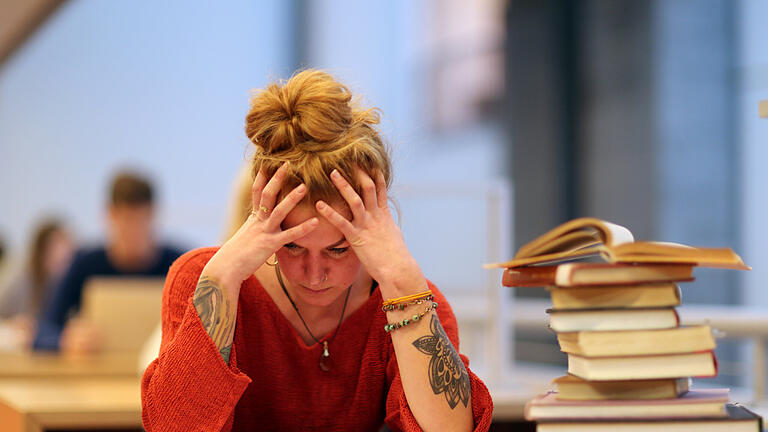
[223,162,255,241]
[245,69,392,206]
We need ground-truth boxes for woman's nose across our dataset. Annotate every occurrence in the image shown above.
[305,257,327,286]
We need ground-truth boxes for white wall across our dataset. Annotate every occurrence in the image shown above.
[0,1,509,377]
[0,0,292,252]
[739,0,768,307]
[305,0,508,293]
[304,1,509,379]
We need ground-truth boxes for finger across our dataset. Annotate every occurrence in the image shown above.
[260,162,290,212]
[330,169,366,219]
[356,168,378,212]
[316,200,355,235]
[374,170,388,210]
[251,169,268,213]
[275,217,320,244]
[267,183,307,230]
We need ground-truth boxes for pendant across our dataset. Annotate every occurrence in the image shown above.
[319,341,333,372]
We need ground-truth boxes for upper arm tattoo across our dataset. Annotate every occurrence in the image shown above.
[412,314,471,409]
[193,276,235,363]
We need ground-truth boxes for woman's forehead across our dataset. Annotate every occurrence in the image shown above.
[283,201,349,225]
[282,202,350,246]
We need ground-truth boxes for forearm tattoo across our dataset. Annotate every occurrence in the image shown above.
[412,314,471,409]
[193,276,235,363]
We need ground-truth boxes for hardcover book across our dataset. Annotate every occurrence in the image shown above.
[536,403,761,432]
[485,217,748,270]
[557,326,715,357]
[567,351,717,381]
[503,263,695,288]
[548,282,681,309]
[525,388,729,421]
[547,307,679,332]
[552,375,690,400]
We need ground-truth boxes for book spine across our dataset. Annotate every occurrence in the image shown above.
[502,267,557,287]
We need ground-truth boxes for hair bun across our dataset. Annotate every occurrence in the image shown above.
[246,70,357,154]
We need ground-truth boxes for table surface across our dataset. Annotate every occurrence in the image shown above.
[0,350,140,379]
[0,347,565,425]
[0,377,142,432]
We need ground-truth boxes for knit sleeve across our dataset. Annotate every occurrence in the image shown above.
[141,248,252,432]
[383,282,494,432]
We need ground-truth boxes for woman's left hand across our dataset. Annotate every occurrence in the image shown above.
[315,169,426,297]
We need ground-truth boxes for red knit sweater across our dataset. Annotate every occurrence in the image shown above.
[141,248,493,431]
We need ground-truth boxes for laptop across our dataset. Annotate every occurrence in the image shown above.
[80,277,165,353]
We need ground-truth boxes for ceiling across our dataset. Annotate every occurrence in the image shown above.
[0,0,66,66]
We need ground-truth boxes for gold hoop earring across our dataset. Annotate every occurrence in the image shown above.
[265,256,278,267]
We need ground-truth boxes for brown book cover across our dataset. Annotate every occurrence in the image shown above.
[502,263,695,287]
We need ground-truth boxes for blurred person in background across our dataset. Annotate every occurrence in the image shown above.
[0,219,74,348]
[0,234,6,277]
[141,70,492,431]
[138,163,253,374]
[33,171,184,353]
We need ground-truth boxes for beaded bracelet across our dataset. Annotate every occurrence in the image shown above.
[384,301,438,333]
[381,295,434,312]
[382,290,432,308]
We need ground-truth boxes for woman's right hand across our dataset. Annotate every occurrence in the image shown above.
[203,162,319,289]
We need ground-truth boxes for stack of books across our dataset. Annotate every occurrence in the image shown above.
[486,218,762,431]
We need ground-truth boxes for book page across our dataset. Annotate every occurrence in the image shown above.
[485,218,633,268]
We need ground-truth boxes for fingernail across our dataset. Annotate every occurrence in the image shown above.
[331,169,340,178]
[296,184,306,193]
[316,201,326,209]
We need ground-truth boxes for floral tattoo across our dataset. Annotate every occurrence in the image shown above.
[412,314,471,409]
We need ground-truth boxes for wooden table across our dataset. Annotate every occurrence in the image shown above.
[0,378,142,432]
[0,351,140,379]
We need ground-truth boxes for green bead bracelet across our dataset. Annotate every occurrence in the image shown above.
[384,301,438,333]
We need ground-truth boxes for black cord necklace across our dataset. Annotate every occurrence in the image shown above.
[275,262,352,372]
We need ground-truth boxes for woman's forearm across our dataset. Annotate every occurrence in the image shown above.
[383,278,474,432]
[193,269,240,363]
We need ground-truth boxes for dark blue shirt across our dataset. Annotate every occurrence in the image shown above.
[33,245,184,351]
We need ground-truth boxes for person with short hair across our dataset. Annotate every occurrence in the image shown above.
[33,171,184,352]
[141,70,493,431]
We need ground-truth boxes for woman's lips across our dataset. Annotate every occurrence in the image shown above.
[301,285,331,295]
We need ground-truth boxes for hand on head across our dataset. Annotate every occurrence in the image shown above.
[315,168,422,295]
[208,162,319,286]
[214,69,420,296]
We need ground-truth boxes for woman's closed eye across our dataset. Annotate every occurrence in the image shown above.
[284,243,304,256]
[327,246,350,257]
[282,243,349,258]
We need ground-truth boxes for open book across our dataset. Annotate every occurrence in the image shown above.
[485,217,749,270]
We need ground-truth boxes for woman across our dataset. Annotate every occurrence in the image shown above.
[0,219,74,347]
[141,70,493,431]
